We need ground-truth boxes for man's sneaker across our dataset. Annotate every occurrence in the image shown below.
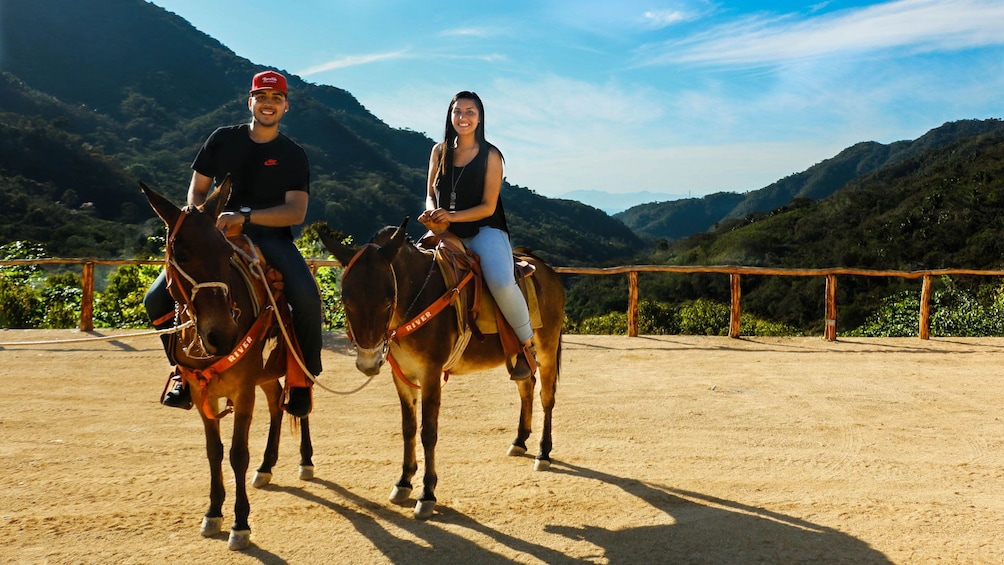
[285,387,312,418]
[162,380,192,410]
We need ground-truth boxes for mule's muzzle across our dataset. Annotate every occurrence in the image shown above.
[354,342,386,376]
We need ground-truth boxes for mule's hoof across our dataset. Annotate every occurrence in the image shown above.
[252,471,272,488]
[299,465,315,481]
[507,444,527,457]
[414,499,436,520]
[200,516,224,537]
[534,458,551,472]
[389,485,413,504]
[228,529,251,551]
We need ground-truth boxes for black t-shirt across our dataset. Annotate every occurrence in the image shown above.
[192,124,310,239]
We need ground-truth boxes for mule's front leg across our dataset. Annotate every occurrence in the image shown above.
[389,383,419,507]
[228,407,254,551]
[253,381,283,488]
[200,417,226,539]
[415,382,442,520]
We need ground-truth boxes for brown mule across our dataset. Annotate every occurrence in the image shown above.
[320,218,564,520]
[141,179,314,550]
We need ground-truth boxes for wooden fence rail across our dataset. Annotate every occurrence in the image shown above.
[4,259,1004,340]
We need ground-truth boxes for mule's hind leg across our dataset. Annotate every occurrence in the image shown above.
[253,381,284,488]
[508,376,536,457]
[298,415,314,480]
[535,359,558,471]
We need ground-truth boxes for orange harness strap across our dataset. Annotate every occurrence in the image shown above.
[386,269,476,389]
[177,306,275,420]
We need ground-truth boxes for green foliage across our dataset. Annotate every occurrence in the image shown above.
[41,272,82,328]
[296,223,347,331]
[850,276,1004,337]
[677,298,730,336]
[565,298,801,336]
[0,241,46,328]
[0,275,42,328]
[93,264,161,329]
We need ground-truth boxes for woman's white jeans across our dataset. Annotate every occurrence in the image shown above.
[462,227,533,343]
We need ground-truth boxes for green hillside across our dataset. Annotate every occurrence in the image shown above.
[571,125,1004,331]
[617,119,1004,241]
[0,0,642,265]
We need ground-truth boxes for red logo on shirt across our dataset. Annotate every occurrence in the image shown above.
[264,159,278,166]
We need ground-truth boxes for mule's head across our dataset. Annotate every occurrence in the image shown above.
[141,179,241,356]
[320,218,409,375]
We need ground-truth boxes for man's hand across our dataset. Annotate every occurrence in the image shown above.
[217,212,244,237]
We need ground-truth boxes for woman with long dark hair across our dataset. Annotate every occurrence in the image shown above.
[418,91,535,380]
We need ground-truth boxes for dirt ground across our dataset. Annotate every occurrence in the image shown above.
[1,329,1002,564]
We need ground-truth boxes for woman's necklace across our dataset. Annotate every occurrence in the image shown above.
[448,163,466,210]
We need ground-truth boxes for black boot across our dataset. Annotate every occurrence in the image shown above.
[508,344,537,381]
[162,376,192,409]
[284,386,312,418]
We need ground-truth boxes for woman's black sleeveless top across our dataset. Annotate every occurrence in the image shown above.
[435,141,509,239]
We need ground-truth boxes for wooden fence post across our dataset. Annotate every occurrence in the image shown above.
[627,271,639,337]
[729,273,741,338]
[824,274,837,341]
[80,261,95,331]
[919,275,933,340]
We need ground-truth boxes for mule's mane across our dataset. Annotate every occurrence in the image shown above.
[370,225,414,246]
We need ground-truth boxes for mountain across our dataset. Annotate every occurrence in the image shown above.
[567,124,1004,330]
[616,119,1004,241]
[556,190,686,214]
[0,0,643,266]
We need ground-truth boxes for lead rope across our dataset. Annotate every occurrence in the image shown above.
[239,237,375,396]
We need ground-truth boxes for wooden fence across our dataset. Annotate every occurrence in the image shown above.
[4,259,1004,340]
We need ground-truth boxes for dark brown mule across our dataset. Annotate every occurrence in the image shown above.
[141,180,313,550]
[320,218,563,519]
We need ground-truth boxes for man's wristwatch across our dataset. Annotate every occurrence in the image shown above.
[239,206,252,224]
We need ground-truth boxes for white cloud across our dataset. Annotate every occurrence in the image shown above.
[642,9,691,29]
[641,0,1004,68]
[297,50,410,76]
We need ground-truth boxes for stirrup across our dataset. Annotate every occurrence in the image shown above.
[507,343,537,381]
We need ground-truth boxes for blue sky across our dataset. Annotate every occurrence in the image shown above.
[149,0,1004,201]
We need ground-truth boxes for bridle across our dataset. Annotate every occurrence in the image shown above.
[163,207,240,358]
[340,240,476,388]
[340,243,398,359]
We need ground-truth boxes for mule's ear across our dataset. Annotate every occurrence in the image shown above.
[203,174,232,218]
[140,181,181,228]
[380,216,410,260]
[318,223,358,266]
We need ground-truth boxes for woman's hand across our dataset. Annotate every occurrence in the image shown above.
[418,209,450,234]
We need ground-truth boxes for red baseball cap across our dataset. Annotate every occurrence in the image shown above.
[250,71,288,95]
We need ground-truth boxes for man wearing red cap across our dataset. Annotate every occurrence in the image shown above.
[144,70,320,417]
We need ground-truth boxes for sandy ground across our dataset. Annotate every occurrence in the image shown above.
[1,329,1002,564]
